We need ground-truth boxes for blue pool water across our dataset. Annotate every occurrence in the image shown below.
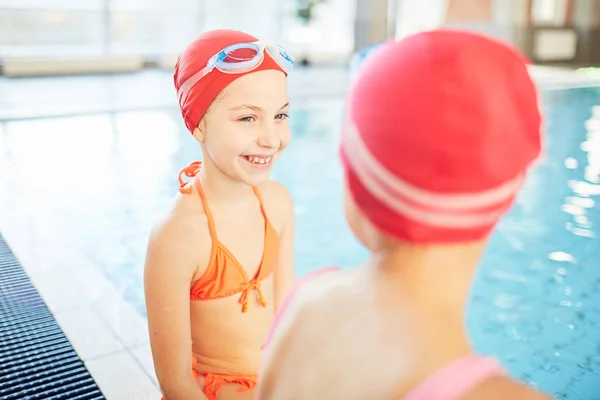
[1,86,599,398]
[466,88,600,399]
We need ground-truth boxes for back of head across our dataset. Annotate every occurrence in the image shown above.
[340,29,542,244]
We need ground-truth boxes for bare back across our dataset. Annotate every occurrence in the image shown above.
[258,267,551,400]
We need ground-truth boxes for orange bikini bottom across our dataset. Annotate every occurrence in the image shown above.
[160,357,256,400]
[201,371,257,400]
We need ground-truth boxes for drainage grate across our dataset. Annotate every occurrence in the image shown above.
[0,234,105,400]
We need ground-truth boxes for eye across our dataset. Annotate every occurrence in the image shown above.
[238,116,255,123]
[275,113,289,120]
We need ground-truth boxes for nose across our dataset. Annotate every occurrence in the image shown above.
[257,122,281,149]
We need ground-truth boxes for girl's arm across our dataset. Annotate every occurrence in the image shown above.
[266,181,296,310]
[144,218,207,400]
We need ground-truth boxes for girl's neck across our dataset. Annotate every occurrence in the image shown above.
[370,241,486,345]
[198,158,255,205]
[374,241,484,297]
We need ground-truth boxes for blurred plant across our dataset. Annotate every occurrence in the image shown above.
[296,0,328,24]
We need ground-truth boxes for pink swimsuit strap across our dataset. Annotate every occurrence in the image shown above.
[402,354,505,400]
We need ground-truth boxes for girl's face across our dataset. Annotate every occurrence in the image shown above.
[194,69,291,187]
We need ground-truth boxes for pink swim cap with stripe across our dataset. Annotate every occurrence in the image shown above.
[340,30,542,244]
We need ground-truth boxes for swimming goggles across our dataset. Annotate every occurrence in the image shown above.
[178,40,295,102]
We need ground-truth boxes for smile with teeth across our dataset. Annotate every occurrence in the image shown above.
[242,155,273,165]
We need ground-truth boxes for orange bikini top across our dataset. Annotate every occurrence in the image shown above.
[179,162,279,312]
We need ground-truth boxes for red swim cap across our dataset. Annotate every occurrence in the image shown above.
[174,29,288,132]
[340,30,542,244]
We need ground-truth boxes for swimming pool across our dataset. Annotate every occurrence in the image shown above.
[0,86,599,398]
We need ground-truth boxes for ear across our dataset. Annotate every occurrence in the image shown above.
[192,119,206,143]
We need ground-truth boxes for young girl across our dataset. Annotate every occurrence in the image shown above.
[257,30,551,399]
[144,29,296,400]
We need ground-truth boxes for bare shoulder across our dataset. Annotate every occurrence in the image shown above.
[148,193,206,251]
[262,269,351,357]
[277,268,356,330]
[257,180,293,231]
[145,192,211,279]
[259,268,380,399]
[259,179,293,208]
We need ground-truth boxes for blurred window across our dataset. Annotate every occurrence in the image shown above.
[531,0,569,26]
